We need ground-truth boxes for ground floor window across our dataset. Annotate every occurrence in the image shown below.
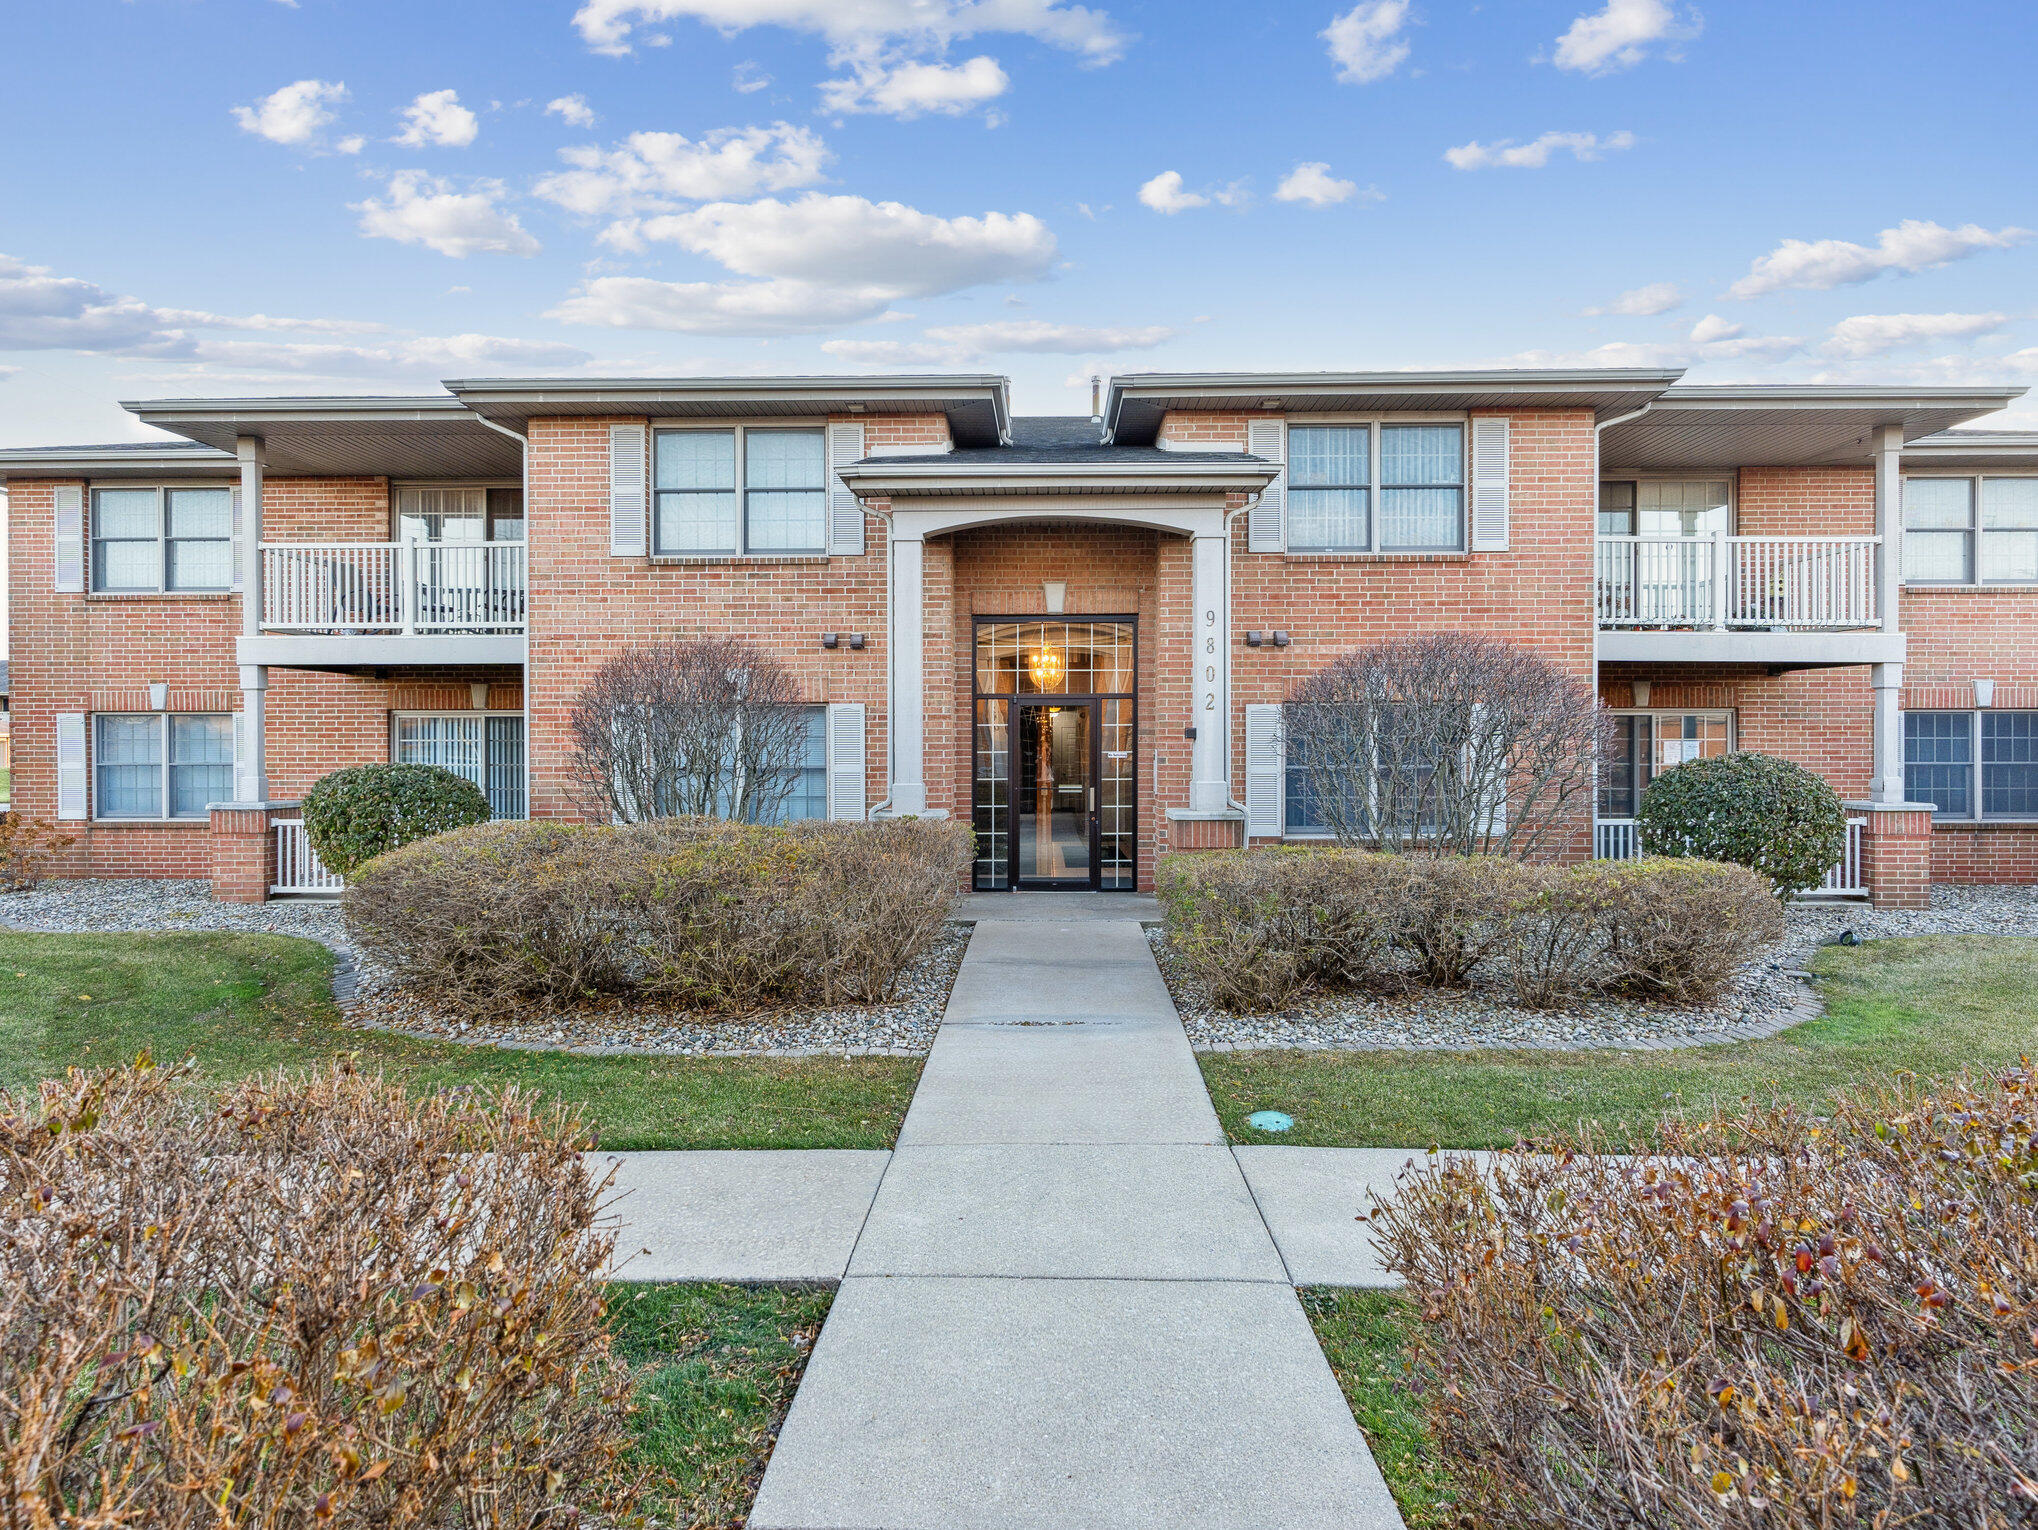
[752,706,828,824]
[93,713,232,820]
[393,712,527,820]
[1904,710,2038,820]
[1281,704,1450,839]
[1598,710,1734,819]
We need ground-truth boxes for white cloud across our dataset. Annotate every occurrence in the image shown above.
[153,309,393,335]
[1727,220,2033,299]
[394,89,480,148]
[819,337,964,366]
[552,191,1057,336]
[822,318,1175,366]
[570,0,1128,64]
[353,172,540,258]
[1444,130,1635,170]
[1687,314,1741,344]
[1821,311,2010,359]
[546,94,598,128]
[1138,171,1204,214]
[534,122,829,220]
[732,60,772,92]
[1551,0,1698,74]
[1322,1,1411,84]
[232,79,352,149]
[1274,162,1375,206]
[1583,281,1683,317]
[820,54,1009,116]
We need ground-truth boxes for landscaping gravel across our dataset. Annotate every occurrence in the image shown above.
[1161,883,2038,1054]
[1,878,965,1059]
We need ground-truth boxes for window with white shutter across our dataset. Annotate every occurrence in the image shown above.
[56,714,89,820]
[1243,703,1284,837]
[54,486,85,592]
[1470,416,1511,552]
[827,702,867,821]
[608,422,647,557]
[1247,418,1286,553]
[827,421,866,555]
[230,487,244,592]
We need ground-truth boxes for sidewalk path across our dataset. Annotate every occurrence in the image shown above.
[738,903,1407,1530]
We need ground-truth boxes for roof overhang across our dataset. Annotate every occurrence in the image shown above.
[121,396,521,478]
[1900,430,2038,474]
[0,444,240,482]
[443,375,1012,447]
[1601,386,2028,471]
[838,458,1279,499]
[1106,369,1686,444]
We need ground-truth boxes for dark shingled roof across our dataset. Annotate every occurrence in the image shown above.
[860,414,1263,467]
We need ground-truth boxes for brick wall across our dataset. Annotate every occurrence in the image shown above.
[1736,466,1874,536]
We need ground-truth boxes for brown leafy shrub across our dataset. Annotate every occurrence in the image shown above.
[344,814,972,1019]
[1495,861,1621,1008]
[1155,847,1405,1011]
[1599,855,1784,1003]
[1369,1064,2038,1530]
[0,813,75,892]
[1389,854,1540,988]
[0,1057,637,1529]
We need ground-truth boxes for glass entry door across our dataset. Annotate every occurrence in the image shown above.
[1016,703,1093,887]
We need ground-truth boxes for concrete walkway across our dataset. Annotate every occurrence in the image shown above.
[738,904,1407,1530]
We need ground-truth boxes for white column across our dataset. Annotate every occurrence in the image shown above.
[1873,422,1903,634]
[1871,660,1905,806]
[887,529,928,816]
[1189,530,1229,813]
[235,435,268,803]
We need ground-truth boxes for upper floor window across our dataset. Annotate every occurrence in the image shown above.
[1903,477,2038,585]
[395,485,523,542]
[93,713,232,819]
[91,486,232,592]
[1597,479,1733,537]
[653,427,826,556]
[1286,423,1464,553]
[1905,710,2038,819]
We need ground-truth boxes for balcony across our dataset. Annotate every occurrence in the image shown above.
[239,540,527,668]
[1594,534,1903,667]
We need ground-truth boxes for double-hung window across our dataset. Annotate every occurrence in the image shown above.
[1280,702,1451,837]
[1904,477,2038,585]
[91,486,233,592]
[92,713,232,820]
[653,427,826,556]
[1286,423,1465,552]
[751,706,828,824]
[393,713,527,819]
[1904,711,2038,820]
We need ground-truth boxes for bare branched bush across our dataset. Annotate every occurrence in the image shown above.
[345,815,973,1019]
[568,636,814,824]
[0,1058,637,1530]
[1371,1064,2038,1529]
[1283,633,1611,858]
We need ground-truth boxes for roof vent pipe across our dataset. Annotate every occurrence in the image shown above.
[1089,375,1102,424]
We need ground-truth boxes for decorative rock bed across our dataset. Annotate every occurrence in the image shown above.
[1161,884,2038,1054]
[1,879,967,1059]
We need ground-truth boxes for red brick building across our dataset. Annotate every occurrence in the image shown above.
[3,370,2031,907]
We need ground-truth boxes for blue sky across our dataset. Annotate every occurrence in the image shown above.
[2,0,2034,447]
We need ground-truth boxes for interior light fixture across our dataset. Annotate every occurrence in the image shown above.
[1026,645,1065,690]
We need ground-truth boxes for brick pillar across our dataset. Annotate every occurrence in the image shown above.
[1849,801,1933,910]
[1164,810,1245,852]
[209,804,275,904]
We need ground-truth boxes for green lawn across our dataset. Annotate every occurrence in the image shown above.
[1202,934,2038,1149]
[1302,1290,1458,1529]
[0,930,921,1150]
[607,1283,831,1529]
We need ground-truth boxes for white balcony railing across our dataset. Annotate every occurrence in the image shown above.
[260,541,526,634]
[272,819,344,896]
[1595,816,1867,898]
[1596,534,1880,630]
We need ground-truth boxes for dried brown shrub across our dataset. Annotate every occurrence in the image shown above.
[1370,1065,2038,1530]
[0,1057,637,1530]
[1389,853,1540,989]
[1495,861,1621,1009]
[1598,855,1785,1004]
[344,815,972,1019]
[0,814,75,893]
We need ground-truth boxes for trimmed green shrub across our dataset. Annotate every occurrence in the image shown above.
[342,815,973,1019]
[1636,750,1848,899]
[301,762,491,878]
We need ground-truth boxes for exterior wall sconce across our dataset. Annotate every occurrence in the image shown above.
[821,633,868,651]
[1976,678,1996,707]
[1631,679,1652,707]
[1042,580,1067,614]
[1244,631,1292,648]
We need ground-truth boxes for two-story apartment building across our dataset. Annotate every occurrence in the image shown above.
[2,369,2031,906]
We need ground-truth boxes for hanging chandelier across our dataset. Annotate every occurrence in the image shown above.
[1026,643,1065,691]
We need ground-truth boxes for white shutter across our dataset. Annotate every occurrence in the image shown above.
[1247,419,1286,553]
[1470,416,1510,552]
[230,486,244,592]
[608,423,648,557]
[827,421,866,556]
[57,713,89,820]
[1243,703,1284,838]
[826,703,867,821]
[54,485,85,592]
[1468,702,1506,839]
